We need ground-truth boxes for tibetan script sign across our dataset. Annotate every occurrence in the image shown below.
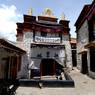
[35,36,60,43]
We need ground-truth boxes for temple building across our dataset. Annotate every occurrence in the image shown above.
[75,1,95,78]
[16,8,72,79]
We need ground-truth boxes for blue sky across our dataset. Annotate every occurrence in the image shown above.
[0,0,92,41]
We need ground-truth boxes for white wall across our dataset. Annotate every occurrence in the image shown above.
[30,46,66,69]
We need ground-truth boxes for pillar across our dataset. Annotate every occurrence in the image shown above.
[40,63,42,79]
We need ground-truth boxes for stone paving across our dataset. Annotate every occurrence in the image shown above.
[16,68,95,95]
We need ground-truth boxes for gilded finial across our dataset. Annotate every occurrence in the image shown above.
[28,8,32,16]
[61,12,65,20]
[42,8,55,18]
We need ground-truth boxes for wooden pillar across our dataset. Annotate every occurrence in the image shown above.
[15,56,18,79]
[40,63,42,80]
[10,56,13,79]
[8,56,11,79]
[16,55,22,78]
[11,56,17,79]
[17,55,19,72]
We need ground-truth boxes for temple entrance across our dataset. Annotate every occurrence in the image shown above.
[40,59,55,76]
[81,52,88,74]
[40,59,63,76]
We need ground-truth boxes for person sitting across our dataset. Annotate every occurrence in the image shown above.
[56,69,62,80]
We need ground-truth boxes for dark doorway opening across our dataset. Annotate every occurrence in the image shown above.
[81,53,88,74]
[72,50,77,67]
[40,59,55,76]
[90,48,95,72]
[40,59,63,76]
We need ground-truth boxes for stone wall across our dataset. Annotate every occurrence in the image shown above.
[76,19,95,78]
[62,35,72,70]
[23,32,33,54]
[17,54,29,79]
[77,20,89,70]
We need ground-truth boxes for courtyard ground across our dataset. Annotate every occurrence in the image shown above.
[16,68,95,95]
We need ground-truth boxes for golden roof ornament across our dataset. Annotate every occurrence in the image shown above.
[28,8,32,16]
[42,8,55,18]
[61,12,65,20]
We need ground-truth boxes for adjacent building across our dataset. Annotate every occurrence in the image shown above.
[75,0,95,78]
[16,8,72,79]
[0,37,26,79]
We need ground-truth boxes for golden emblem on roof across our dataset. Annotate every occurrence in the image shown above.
[42,8,55,18]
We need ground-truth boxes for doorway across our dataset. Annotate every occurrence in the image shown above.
[40,59,64,76]
[90,48,95,72]
[81,52,88,74]
[40,59,55,76]
[72,50,77,67]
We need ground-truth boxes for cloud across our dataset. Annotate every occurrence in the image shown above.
[0,4,22,41]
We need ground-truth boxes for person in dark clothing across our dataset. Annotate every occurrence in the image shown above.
[56,69,62,80]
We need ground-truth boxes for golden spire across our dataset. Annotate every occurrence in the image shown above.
[28,8,32,16]
[61,12,65,20]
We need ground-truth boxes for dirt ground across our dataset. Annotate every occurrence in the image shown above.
[16,68,95,95]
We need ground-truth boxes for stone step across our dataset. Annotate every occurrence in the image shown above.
[19,79,75,88]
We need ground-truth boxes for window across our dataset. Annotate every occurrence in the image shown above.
[41,32,47,37]
[37,53,42,58]
[89,20,95,42]
[46,51,50,58]
[54,53,58,58]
